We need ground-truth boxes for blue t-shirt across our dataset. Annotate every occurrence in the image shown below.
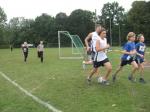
[135,42,146,59]
[121,42,135,60]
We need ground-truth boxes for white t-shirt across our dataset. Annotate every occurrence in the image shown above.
[94,37,107,62]
[91,32,100,52]
[37,44,44,52]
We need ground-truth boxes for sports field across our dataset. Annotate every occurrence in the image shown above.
[0,48,150,112]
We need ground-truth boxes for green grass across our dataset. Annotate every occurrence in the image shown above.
[0,48,150,112]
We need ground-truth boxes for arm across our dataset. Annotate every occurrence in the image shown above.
[121,49,136,55]
[96,40,110,52]
[84,33,92,51]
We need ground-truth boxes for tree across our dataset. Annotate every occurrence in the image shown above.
[67,9,95,42]
[33,13,56,44]
[127,1,150,45]
[55,12,68,30]
[0,7,7,46]
[99,2,125,45]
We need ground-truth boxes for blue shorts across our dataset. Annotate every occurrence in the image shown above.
[135,58,144,64]
[120,58,135,66]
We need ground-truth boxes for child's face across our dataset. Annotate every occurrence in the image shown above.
[100,31,106,38]
[140,36,145,42]
[130,36,135,42]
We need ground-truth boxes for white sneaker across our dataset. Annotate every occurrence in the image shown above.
[82,61,86,69]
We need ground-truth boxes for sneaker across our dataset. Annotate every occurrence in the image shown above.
[102,80,110,85]
[128,75,136,83]
[82,61,86,70]
[87,77,91,85]
[139,78,146,84]
[112,74,116,82]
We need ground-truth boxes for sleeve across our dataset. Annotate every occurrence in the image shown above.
[123,43,129,51]
[135,43,139,51]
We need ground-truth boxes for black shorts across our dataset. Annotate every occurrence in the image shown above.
[135,58,144,64]
[38,51,43,58]
[23,52,28,58]
[120,58,135,66]
[93,58,109,68]
[91,51,95,61]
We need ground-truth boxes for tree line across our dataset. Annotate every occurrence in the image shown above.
[0,1,149,48]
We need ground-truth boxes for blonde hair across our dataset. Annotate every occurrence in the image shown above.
[137,34,144,41]
[126,32,136,40]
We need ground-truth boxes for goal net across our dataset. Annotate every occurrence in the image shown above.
[58,31,84,59]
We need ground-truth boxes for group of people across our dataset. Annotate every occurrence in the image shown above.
[21,41,44,63]
[83,24,146,85]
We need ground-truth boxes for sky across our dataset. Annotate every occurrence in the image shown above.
[0,0,148,21]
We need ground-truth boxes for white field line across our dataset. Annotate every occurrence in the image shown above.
[0,71,62,112]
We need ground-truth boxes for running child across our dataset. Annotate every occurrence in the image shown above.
[135,34,146,83]
[112,32,138,82]
[87,28,112,85]
[37,41,44,63]
[21,42,29,62]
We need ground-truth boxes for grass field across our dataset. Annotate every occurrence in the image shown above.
[0,48,150,112]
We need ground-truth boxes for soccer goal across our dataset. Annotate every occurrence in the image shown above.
[58,31,84,59]
[71,35,84,55]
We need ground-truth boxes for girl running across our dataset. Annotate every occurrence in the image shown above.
[135,34,146,83]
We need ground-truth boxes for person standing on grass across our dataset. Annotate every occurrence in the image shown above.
[21,42,29,62]
[135,34,146,83]
[37,41,44,63]
[112,32,138,82]
[87,28,112,85]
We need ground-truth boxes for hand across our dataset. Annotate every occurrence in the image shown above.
[139,54,144,58]
[86,47,90,52]
[105,44,110,49]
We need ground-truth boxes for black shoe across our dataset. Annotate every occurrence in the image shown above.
[128,75,136,83]
[112,75,116,82]
[139,78,146,84]
[87,78,91,85]
[102,80,110,86]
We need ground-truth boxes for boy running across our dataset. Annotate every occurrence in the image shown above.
[112,32,138,82]
[21,42,29,62]
[37,41,44,63]
[87,28,112,85]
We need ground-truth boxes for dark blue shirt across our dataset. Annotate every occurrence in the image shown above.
[135,42,146,59]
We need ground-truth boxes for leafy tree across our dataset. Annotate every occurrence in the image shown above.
[127,1,150,45]
[99,2,125,45]
[0,7,7,46]
[67,9,95,42]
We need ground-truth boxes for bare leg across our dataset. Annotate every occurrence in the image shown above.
[114,66,123,76]
[103,62,112,80]
[138,62,146,83]
[88,68,98,79]
[130,61,138,78]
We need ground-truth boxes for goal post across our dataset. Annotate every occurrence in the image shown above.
[58,31,84,59]
[71,35,84,55]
